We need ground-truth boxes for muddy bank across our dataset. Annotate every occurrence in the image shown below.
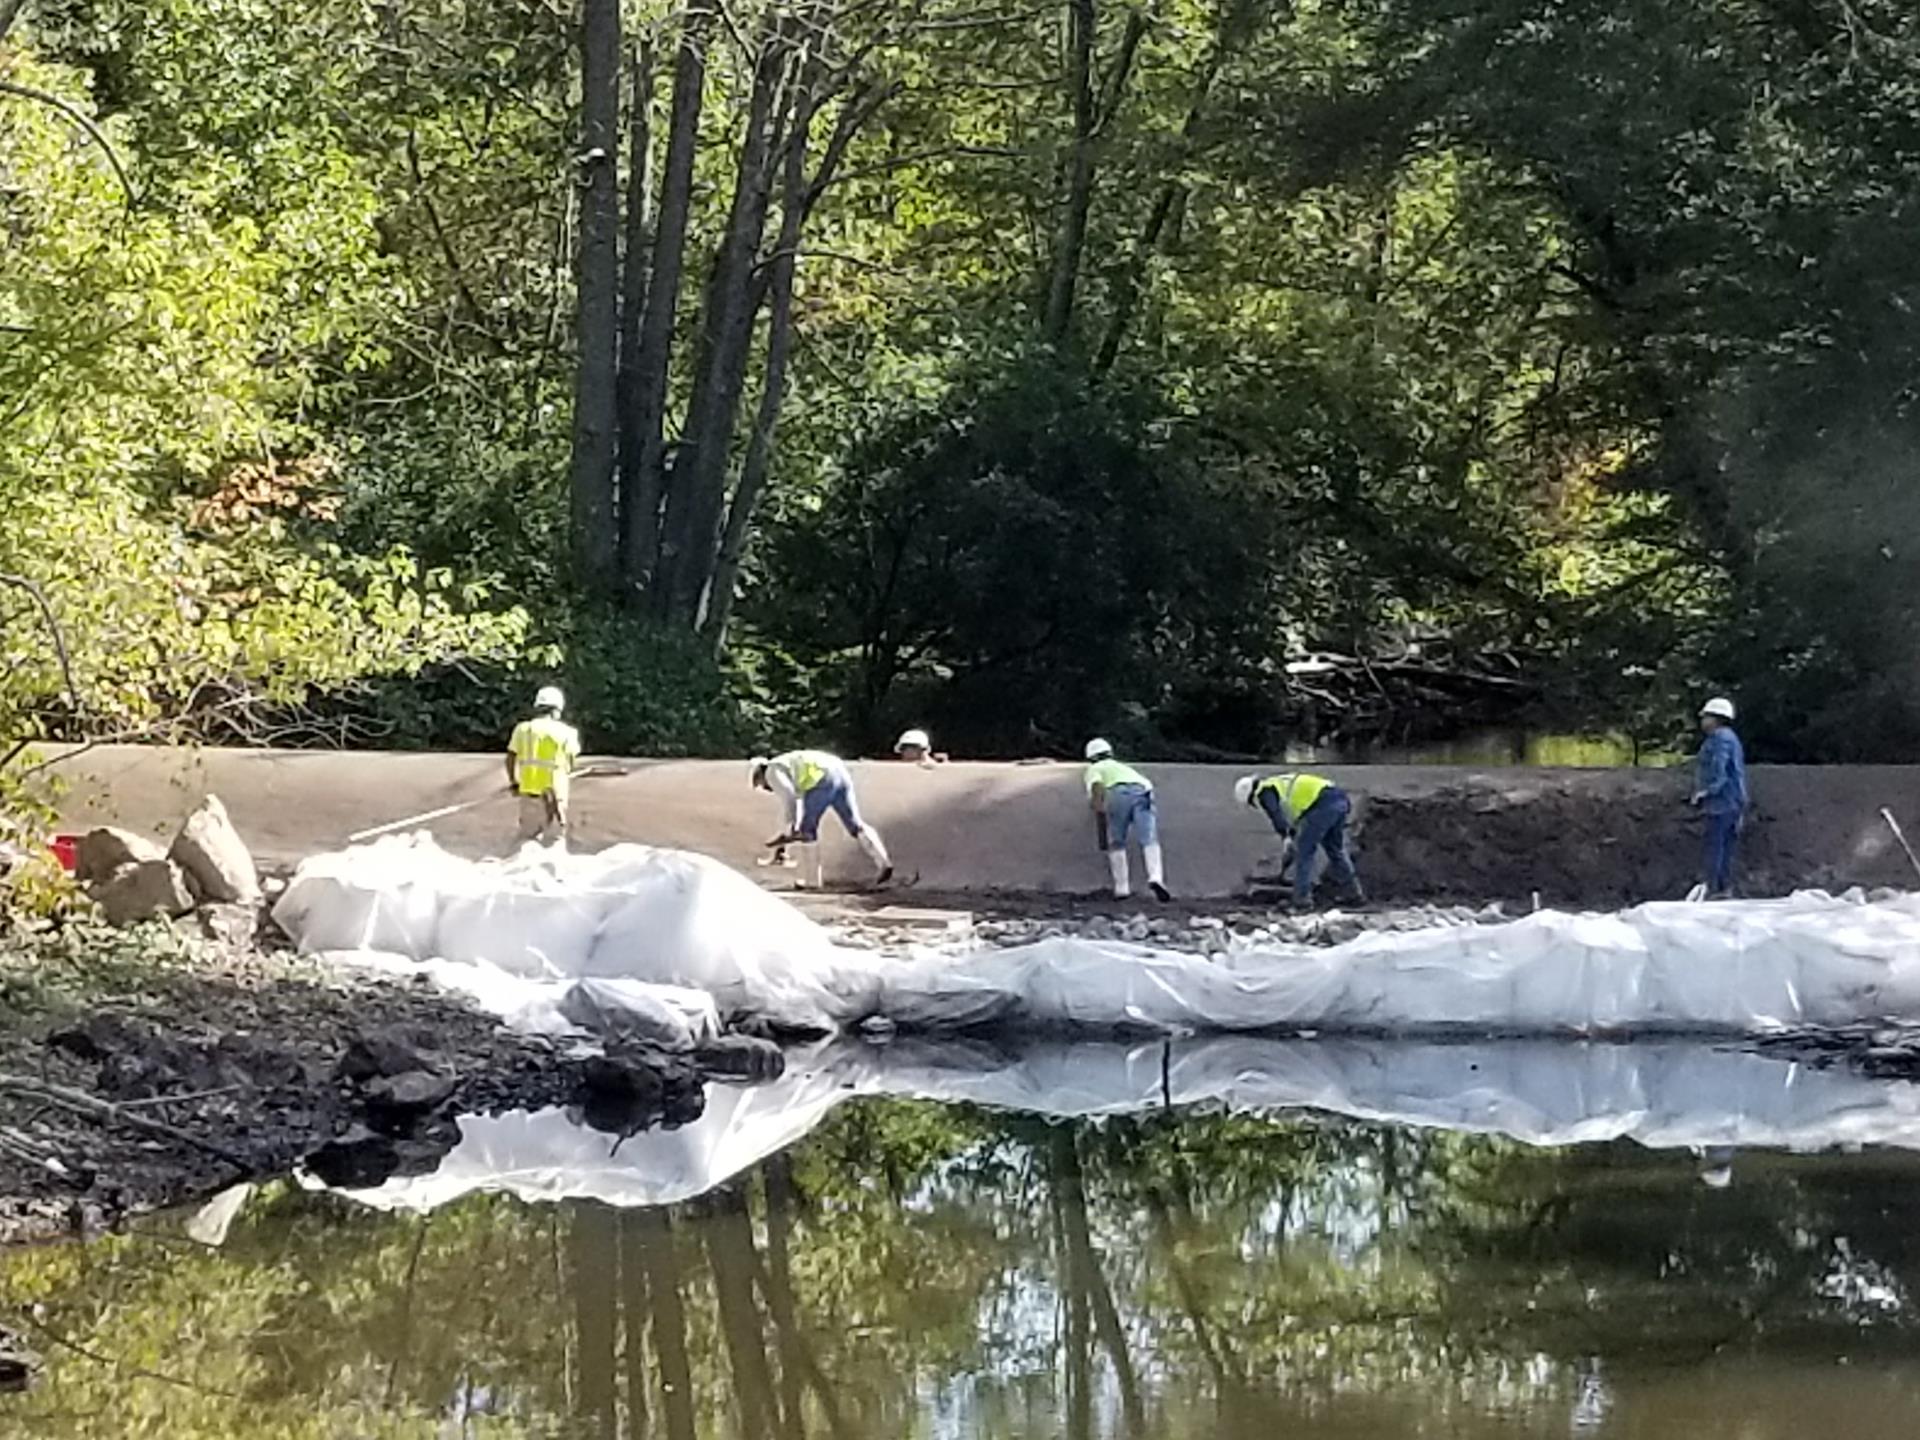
[0,925,776,1248]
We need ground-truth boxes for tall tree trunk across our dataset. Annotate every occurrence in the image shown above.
[569,1204,621,1439]
[623,1,715,597]
[654,22,793,627]
[615,37,656,589]
[618,1212,653,1440]
[1092,12,1237,375]
[706,1186,782,1439]
[1054,1129,1145,1436]
[760,1157,807,1439]
[698,86,817,651]
[635,1209,697,1440]
[569,0,623,595]
[1043,0,1098,348]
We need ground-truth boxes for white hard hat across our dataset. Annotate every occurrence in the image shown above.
[896,728,931,752]
[1084,737,1113,761]
[1233,775,1257,808]
[535,685,565,712]
[748,755,770,783]
[1700,696,1736,721]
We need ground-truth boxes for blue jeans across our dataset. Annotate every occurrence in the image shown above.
[798,775,865,841]
[1704,809,1742,895]
[1104,785,1158,851]
[1293,788,1358,904]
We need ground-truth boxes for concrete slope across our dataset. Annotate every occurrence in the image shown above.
[43,744,1920,903]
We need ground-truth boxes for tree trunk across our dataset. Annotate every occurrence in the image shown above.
[634,1209,697,1440]
[569,1204,621,1439]
[569,0,623,595]
[617,1211,653,1440]
[654,22,793,627]
[615,37,656,589]
[706,1186,781,1440]
[1092,22,1232,375]
[698,84,819,651]
[1043,0,1098,348]
[622,0,715,597]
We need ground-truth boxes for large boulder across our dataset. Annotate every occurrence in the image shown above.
[169,795,259,903]
[92,859,195,926]
[74,827,166,884]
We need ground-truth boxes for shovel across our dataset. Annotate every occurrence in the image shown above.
[347,763,630,843]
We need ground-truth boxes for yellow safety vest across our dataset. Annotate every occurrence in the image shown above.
[1084,757,1151,794]
[775,749,838,794]
[1255,772,1331,825]
[510,717,580,797]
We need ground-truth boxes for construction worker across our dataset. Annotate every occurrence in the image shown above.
[1084,739,1169,901]
[1691,696,1748,897]
[894,728,948,765]
[1233,771,1365,908]
[506,686,580,845]
[751,750,892,888]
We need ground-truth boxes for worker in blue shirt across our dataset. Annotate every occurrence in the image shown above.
[1690,696,1749,898]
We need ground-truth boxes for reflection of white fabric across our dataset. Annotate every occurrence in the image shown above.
[321,1037,1920,1214]
[277,839,1920,1036]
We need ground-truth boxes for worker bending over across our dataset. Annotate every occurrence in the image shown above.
[507,686,580,845]
[1084,739,1170,901]
[1691,696,1748,898]
[1234,771,1365,908]
[751,750,892,888]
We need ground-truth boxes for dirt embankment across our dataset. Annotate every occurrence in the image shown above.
[0,923,781,1249]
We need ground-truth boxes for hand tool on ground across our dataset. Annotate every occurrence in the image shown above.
[346,763,629,843]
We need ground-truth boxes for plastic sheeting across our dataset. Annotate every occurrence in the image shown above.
[275,838,1920,1038]
[325,1036,1920,1213]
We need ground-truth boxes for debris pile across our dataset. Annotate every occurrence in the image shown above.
[75,795,261,935]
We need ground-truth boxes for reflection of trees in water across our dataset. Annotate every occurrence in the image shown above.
[2,1106,1919,1437]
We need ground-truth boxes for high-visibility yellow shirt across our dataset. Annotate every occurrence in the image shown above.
[773,749,840,795]
[509,716,580,797]
[1084,757,1151,794]
[1254,773,1331,825]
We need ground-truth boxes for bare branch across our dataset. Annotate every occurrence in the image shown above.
[0,78,136,206]
[0,572,77,716]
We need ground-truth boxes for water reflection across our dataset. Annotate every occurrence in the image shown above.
[4,1060,1920,1437]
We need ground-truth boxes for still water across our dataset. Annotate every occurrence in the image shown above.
[3,1039,1918,1438]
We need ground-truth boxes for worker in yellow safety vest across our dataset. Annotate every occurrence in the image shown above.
[506,686,581,846]
[1233,771,1365,909]
[1084,738,1170,901]
[751,750,892,889]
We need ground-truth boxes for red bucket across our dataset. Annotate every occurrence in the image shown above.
[49,834,79,874]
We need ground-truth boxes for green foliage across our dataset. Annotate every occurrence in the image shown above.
[6,0,1919,761]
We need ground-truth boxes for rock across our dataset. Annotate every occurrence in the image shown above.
[194,902,259,949]
[337,1025,442,1082]
[303,1126,455,1189]
[92,858,195,926]
[363,1070,459,1123]
[74,827,165,884]
[694,1034,787,1082]
[169,795,259,903]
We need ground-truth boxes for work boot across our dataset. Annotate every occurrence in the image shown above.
[1143,844,1169,902]
[874,865,895,888]
[1338,883,1367,907]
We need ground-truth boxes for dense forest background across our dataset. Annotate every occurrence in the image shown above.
[3,0,1917,768]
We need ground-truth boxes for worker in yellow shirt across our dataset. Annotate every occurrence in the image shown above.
[1233,771,1365,908]
[1084,739,1170,901]
[506,686,581,846]
[751,749,892,888]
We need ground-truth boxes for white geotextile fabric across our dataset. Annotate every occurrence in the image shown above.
[325,1037,1920,1213]
[274,838,1920,1037]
